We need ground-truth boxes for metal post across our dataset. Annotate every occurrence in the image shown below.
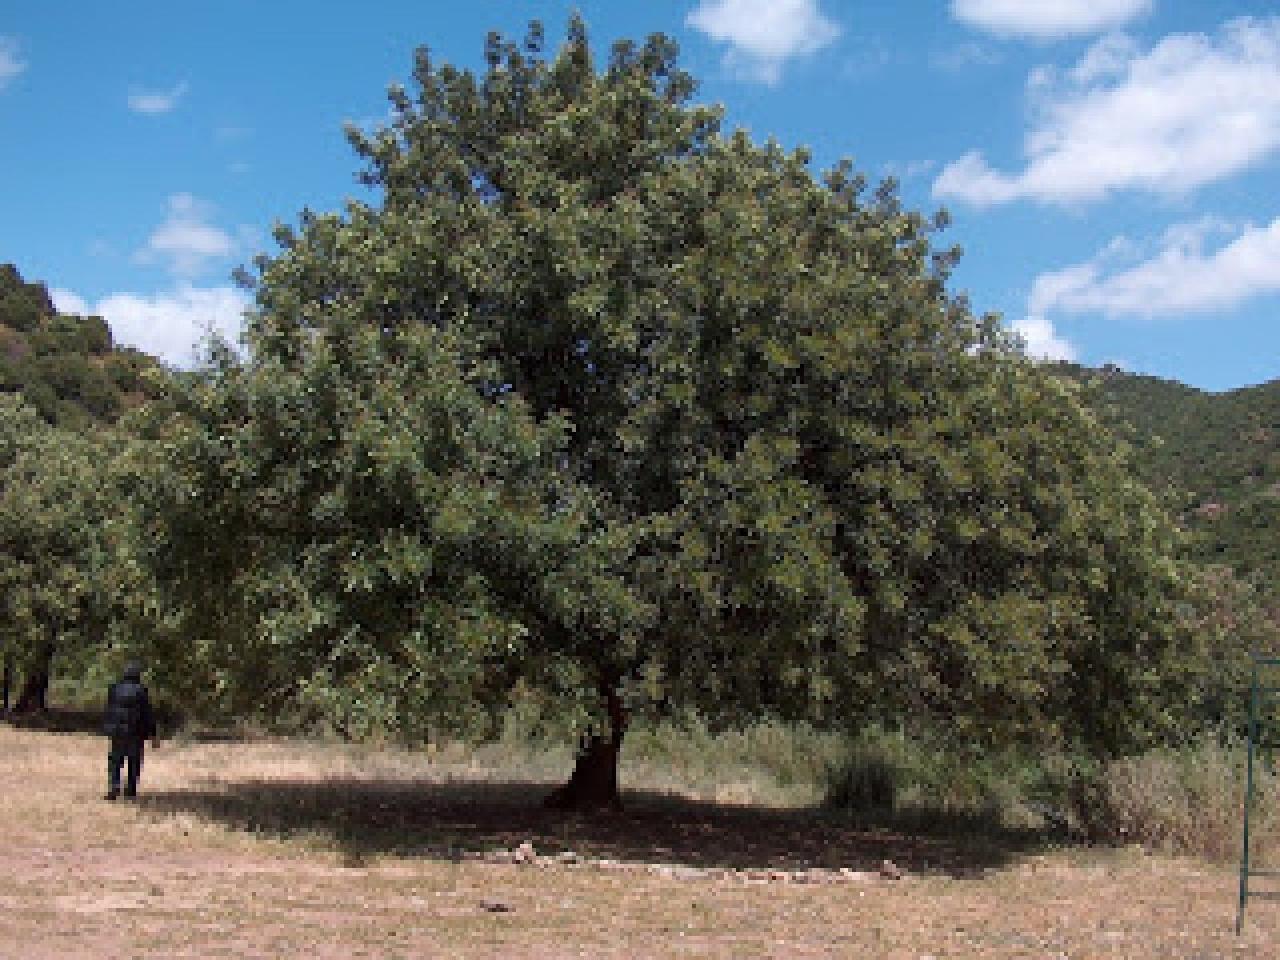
[1238,656,1260,935]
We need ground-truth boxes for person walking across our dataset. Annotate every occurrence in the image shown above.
[101,661,157,800]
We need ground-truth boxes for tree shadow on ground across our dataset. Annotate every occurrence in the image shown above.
[138,775,1062,877]
[5,705,190,738]
[4,706,102,735]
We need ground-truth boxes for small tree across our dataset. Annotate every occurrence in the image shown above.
[0,395,115,711]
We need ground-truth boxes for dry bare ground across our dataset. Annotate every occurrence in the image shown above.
[1,719,1275,958]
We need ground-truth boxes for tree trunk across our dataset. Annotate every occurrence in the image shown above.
[544,676,627,813]
[14,645,52,714]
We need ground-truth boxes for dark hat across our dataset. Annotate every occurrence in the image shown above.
[121,661,142,681]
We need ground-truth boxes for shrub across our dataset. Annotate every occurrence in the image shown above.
[825,736,898,813]
[1074,736,1275,862]
[823,726,1071,833]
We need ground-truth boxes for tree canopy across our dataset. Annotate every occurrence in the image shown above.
[136,19,1209,803]
[0,395,121,709]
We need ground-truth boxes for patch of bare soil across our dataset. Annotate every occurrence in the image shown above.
[1,721,1274,958]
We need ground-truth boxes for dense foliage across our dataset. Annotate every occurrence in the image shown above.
[0,395,123,708]
[129,326,614,738]
[122,19,1214,784]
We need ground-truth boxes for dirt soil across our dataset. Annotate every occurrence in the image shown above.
[1,720,1275,958]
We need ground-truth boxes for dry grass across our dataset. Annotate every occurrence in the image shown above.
[1083,738,1280,863]
[3,719,1279,958]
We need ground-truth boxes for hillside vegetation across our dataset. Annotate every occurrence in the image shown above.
[1053,362,1280,589]
[0,263,166,427]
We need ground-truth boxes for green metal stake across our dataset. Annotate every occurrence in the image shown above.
[1238,655,1259,935]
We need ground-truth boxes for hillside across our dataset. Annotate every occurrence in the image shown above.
[0,263,167,428]
[1052,362,1280,586]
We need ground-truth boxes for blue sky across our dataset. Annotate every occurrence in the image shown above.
[1,1,1277,392]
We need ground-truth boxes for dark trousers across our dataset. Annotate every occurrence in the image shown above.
[108,736,145,797]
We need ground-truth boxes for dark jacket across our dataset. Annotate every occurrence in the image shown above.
[102,680,157,739]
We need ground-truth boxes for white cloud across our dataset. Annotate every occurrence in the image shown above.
[127,81,188,115]
[1066,31,1138,84]
[1030,215,1280,319]
[0,36,26,89]
[136,193,237,279]
[51,289,89,317]
[1017,214,1280,365]
[882,158,938,182]
[686,0,840,85]
[1012,315,1077,361]
[933,150,1017,207]
[52,285,249,368]
[951,0,1151,40]
[935,17,1280,207]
